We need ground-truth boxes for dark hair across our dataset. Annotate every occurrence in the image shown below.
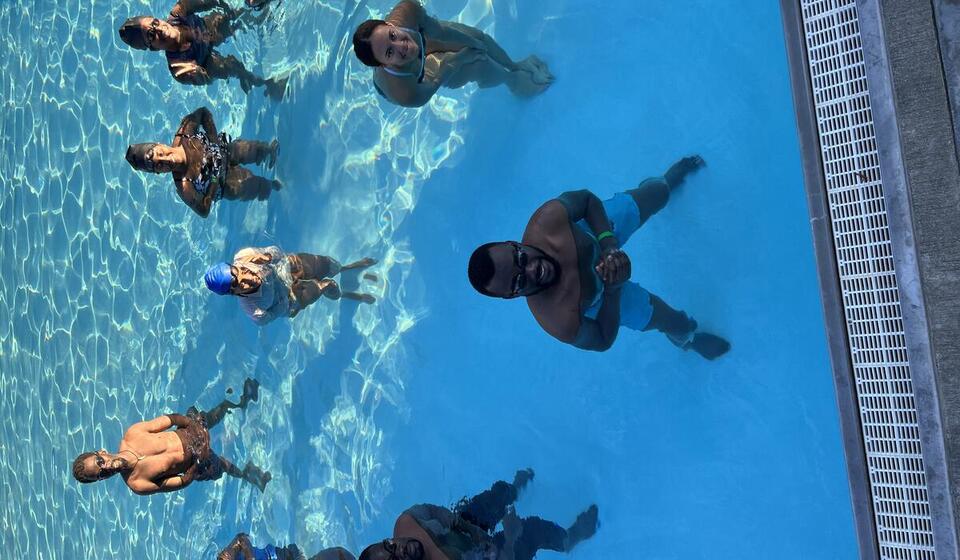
[125,143,159,173]
[358,545,382,560]
[353,19,386,67]
[118,16,149,50]
[72,452,98,483]
[468,242,502,297]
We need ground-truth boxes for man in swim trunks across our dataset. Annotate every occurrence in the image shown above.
[467,156,731,358]
[118,0,287,98]
[351,1,554,107]
[358,469,598,560]
[218,533,355,560]
[125,106,281,218]
[204,246,378,326]
[71,378,271,495]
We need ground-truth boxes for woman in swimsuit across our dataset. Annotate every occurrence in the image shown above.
[352,0,554,107]
[71,378,271,495]
[125,106,281,218]
[118,0,286,99]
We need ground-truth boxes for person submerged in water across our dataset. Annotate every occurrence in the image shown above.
[71,378,271,495]
[125,106,281,218]
[467,156,731,358]
[205,246,378,326]
[117,0,287,98]
[358,469,598,560]
[352,0,553,108]
[218,533,355,560]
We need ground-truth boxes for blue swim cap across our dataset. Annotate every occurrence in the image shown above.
[204,262,233,295]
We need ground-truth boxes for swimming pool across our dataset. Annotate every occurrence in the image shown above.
[0,0,858,558]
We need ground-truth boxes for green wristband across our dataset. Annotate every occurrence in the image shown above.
[597,230,616,242]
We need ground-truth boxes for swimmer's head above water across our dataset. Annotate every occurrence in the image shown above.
[125,143,172,173]
[71,450,126,484]
[204,263,262,296]
[468,241,560,299]
[118,16,180,51]
[353,20,422,71]
[359,538,424,560]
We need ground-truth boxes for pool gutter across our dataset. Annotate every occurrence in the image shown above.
[781,0,960,558]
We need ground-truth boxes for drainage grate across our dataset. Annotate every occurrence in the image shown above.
[798,0,935,558]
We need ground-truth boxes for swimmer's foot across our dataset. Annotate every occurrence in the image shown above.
[239,75,253,94]
[343,292,376,305]
[264,76,288,101]
[239,378,259,408]
[242,462,272,492]
[688,332,731,360]
[528,55,555,83]
[664,155,706,188]
[342,257,377,271]
[512,468,535,492]
[508,69,551,97]
[564,505,599,551]
[317,278,342,300]
[246,0,279,9]
[270,179,282,191]
[268,140,279,169]
[363,273,379,282]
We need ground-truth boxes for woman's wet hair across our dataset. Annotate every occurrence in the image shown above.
[72,452,98,483]
[118,17,149,50]
[353,19,386,67]
[468,243,500,297]
[125,143,160,173]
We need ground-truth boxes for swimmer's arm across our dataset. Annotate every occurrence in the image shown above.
[128,477,162,496]
[557,190,619,251]
[176,177,213,217]
[378,74,439,108]
[312,548,356,560]
[139,414,175,433]
[573,290,622,352]
[156,473,193,492]
[165,413,195,428]
[388,0,429,27]
[170,62,214,86]
[182,106,218,138]
[172,0,219,17]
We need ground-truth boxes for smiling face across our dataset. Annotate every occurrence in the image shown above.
[368,24,420,69]
[136,17,179,51]
[484,242,558,298]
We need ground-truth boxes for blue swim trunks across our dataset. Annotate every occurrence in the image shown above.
[580,191,654,330]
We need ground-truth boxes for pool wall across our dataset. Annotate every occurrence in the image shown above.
[781,0,960,558]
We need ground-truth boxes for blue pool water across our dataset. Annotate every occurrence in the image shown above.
[0,0,858,558]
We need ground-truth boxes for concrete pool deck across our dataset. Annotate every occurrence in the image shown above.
[781,1,960,558]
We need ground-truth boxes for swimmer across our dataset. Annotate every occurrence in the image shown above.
[118,0,287,98]
[352,1,554,107]
[468,156,731,358]
[71,378,272,495]
[205,246,378,326]
[125,106,281,218]
[218,533,355,560]
[358,469,598,560]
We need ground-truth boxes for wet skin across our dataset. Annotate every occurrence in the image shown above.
[484,242,558,298]
[369,24,422,73]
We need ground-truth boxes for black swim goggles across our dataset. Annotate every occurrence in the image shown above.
[509,241,528,297]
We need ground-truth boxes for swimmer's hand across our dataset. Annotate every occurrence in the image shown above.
[596,249,631,288]
[249,251,272,265]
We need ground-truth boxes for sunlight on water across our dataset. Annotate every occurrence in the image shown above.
[0,0,493,557]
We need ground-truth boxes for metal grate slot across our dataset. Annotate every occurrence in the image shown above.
[798,0,935,557]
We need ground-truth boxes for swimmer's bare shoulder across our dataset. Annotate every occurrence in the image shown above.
[386,0,428,27]
[525,200,582,345]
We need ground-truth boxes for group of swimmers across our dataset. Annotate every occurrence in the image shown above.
[69,0,731,558]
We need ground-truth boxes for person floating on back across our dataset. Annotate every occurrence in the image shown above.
[467,156,731,358]
[352,0,554,108]
[205,246,378,326]
[358,469,598,560]
[125,107,280,218]
[218,533,355,560]
[117,0,287,99]
[71,378,271,495]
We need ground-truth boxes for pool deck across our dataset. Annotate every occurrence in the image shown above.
[781,1,960,558]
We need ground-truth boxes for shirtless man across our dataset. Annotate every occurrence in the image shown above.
[358,470,598,560]
[351,1,553,107]
[218,533,355,560]
[467,156,731,358]
[118,0,286,98]
[71,378,271,495]
[125,107,281,218]
[204,246,378,326]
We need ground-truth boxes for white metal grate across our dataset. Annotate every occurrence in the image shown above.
[799,0,935,558]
